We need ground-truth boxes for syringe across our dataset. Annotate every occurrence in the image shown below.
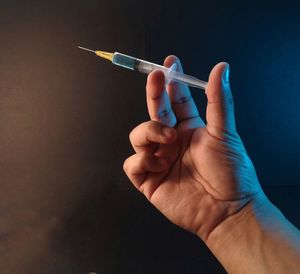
[78,46,207,91]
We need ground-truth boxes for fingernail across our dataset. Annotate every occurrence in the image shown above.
[222,64,230,85]
[162,127,175,137]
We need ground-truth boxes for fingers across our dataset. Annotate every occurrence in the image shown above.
[146,55,205,129]
[125,121,177,198]
[146,70,177,127]
[205,62,236,139]
[163,56,205,128]
[123,152,168,196]
[129,121,177,153]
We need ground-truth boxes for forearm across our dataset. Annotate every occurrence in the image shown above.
[204,192,300,274]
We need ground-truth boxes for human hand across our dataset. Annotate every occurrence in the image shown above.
[123,56,263,242]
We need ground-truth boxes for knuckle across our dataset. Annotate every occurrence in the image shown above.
[157,108,172,119]
[148,121,165,139]
[226,94,234,106]
[123,159,129,173]
[129,122,146,144]
[123,157,133,173]
[148,120,159,133]
[224,97,235,112]
[129,130,135,144]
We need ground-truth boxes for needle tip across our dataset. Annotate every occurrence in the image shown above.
[77,46,96,53]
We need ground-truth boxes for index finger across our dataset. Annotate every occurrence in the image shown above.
[164,56,205,127]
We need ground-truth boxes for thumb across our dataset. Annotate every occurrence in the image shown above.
[205,62,236,139]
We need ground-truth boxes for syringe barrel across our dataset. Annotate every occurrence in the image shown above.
[136,60,167,74]
[112,52,167,74]
[112,52,207,90]
[112,52,137,70]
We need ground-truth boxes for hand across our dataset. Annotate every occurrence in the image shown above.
[123,56,263,241]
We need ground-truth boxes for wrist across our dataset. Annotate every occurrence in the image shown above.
[203,191,300,274]
[203,191,271,272]
[205,190,269,245]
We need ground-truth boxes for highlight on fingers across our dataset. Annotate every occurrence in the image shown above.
[205,62,236,138]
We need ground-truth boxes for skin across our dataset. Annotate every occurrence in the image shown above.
[123,56,262,241]
[123,56,300,273]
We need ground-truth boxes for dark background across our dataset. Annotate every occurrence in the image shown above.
[0,0,299,273]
